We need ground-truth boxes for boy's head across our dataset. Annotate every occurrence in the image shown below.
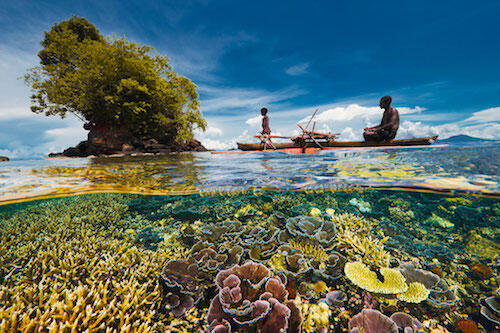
[261,107,268,115]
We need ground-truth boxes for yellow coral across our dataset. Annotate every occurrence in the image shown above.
[397,282,429,303]
[309,207,322,217]
[268,254,288,272]
[446,197,472,206]
[425,213,454,229]
[0,194,183,332]
[312,280,327,293]
[344,261,408,294]
[331,213,390,267]
[325,208,335,216]
[288,239,328,268]
[295,297,331,333]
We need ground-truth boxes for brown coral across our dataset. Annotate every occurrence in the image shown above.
[207,261,302,333]
[159,259,204,317]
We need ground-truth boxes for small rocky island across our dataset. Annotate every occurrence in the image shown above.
[49,122,207,158]
[0,156,9,162]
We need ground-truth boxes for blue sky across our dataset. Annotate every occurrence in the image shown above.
[0,0,499,157]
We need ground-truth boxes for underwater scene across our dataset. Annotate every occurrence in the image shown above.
[1,188,499,332]
[0,147,499,333]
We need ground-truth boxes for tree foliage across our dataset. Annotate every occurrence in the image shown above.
[25,16,206,142]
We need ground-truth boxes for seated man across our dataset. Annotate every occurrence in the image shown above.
[261,107,271,136]
[363,95,399,142]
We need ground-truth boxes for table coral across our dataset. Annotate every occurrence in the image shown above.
[344,261,408,294]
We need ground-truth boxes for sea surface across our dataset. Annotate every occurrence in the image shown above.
[0,144,498,332]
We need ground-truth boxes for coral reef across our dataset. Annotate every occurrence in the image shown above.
[480,290,499,327]
[349,309,424,333]
[348,309,398,333]
[344,261,408,294]
[296,297,331,332]
[0,194,182,331]
[159,259,203,317]
[390,312,423,332]
[283,215,337,250]
[0,188,497,332]
[333,213,390,267]
[206,261,302,333]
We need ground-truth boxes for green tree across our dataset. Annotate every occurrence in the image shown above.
[25,16,206,143]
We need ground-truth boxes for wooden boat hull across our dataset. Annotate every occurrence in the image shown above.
[236,135,438,151]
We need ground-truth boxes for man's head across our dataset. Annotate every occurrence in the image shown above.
[379,96,392,109]
[261,107,268,115]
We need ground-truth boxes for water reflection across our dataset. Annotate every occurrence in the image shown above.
[1,145,498,203]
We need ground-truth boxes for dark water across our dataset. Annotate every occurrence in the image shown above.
[0,188,498,332]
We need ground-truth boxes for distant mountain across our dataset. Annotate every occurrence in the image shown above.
[438,134,498,144]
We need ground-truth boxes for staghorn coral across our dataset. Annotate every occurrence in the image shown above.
[331,213,390,267]
[288,239,329,268]
[0,194,183,331]
[344,261,408,295]
[206,261,302,333]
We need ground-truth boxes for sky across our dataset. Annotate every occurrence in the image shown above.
[0,0,499,158]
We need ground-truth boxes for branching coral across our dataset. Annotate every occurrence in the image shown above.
[332,213,390,267]
[0,194,183,331]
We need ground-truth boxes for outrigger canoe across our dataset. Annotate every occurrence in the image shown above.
[237,135,439,151]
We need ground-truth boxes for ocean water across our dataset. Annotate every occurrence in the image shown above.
[0,144,498,332]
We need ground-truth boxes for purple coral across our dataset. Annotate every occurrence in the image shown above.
[480,290,500,326]
[159,259,203,317]
[348,309,398,333]
[390,312,423,332]
[207,261,302,333]
[323,290,347,306]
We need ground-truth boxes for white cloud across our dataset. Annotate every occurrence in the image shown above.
[199,138,233,150]
[463,107,500,123]
[0,106,33,120]
[398,120,500,140]
[285,62,309,76]
[245,115,262,127]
